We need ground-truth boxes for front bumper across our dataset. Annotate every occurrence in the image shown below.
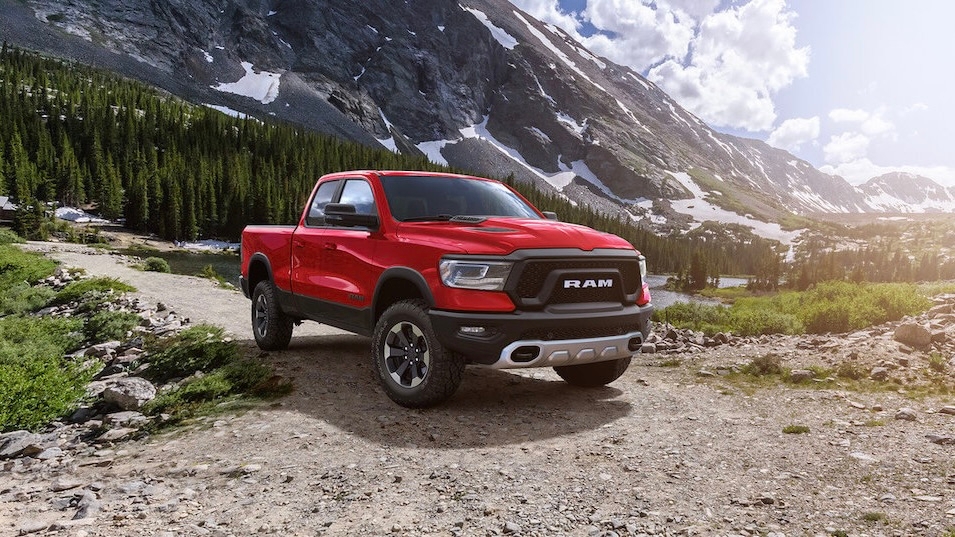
[430,302,653,368]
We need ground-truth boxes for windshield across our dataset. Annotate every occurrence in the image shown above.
[380,175,542,222]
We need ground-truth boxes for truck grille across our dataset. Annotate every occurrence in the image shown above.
[511,258,641,307]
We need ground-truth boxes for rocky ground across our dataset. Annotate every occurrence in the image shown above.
[2,241,955,537]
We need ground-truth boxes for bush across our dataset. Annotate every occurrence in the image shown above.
[52,277,135,305]
[0,229,24,245]
[783,425,810,434]
[84,310,141,342]
[0,316,89,432]
[142,325,238,383]
[143,257,171,273]
[0,245,58,291]
[0,282,56,315]
[743,354,784,376]
[655,280,934,336]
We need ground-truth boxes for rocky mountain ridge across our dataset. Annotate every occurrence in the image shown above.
[0,0,950,242]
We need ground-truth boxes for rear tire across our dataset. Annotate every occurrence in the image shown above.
[251,280,294,351]
[372,299,464,408]
[554,357,632,387]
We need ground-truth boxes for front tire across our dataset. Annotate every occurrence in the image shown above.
[554,357,632,387]
[372,299,464,408]
[251,280,294,351]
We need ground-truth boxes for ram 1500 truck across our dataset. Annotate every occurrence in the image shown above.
[241,170,653,407]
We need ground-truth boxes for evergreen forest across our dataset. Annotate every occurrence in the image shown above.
[2,45,952,286]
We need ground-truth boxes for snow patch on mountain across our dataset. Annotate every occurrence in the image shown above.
[462,6,517,50]
[213,62,281,104]
[668,172,802,245]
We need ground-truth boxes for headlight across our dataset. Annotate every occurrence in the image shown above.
[639,255,647,279]
[439,260,513,291]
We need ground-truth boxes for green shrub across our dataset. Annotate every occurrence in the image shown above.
[52,277,135,305]
[84,310,141,342]
[743,354,784,376]
[0,282,56,315]
[142,325,238,383]
[0,316,89,432]
[143,257,171,273]
[782,424,810,434]
[0,245,58,291]
[928,353,947,373]
[0,229,24,245]
[835,361,866,380]
[143,357,287,422]
[656,280,934,336]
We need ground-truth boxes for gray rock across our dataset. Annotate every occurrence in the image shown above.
[503,521,522,534]
[104,411,149,427]
[73,491,101,520]
[102,377,156,410]
[788,369,814,383]
[640,342,656,354]
[17,520,48,534]
[894,322,932,348]
[0,430,43,459]
[926,434,955,445]
[869,367,890,381]
[940,406,955,415]
[895,407,918,421]
[50,477,85,492]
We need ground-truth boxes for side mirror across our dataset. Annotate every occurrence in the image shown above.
[325,203,379,229]
[542,211,559,221]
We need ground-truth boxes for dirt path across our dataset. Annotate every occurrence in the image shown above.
[3,243,954,536]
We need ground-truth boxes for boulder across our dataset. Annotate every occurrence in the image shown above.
[102,377,157,410]
[894,322,932,348]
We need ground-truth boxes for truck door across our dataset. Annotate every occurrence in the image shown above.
[291,178,379,332]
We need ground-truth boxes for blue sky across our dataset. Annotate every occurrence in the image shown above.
[509,0,955,186]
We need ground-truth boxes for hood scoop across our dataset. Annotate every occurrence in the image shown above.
[468,226,516,233]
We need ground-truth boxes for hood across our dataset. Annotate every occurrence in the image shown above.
[395,217,634,255]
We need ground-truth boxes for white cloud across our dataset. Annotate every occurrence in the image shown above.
[829,107,895,137]
[829,108,869,123]
[509,0,809,132]
[824,132,870,164]
[767,116,819,151]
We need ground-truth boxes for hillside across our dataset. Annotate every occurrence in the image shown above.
[3,0,931,239]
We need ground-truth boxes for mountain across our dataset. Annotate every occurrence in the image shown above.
[859,172,955,213]
[0,0,946,240]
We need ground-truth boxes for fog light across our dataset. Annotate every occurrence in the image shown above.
[460,326,486,335]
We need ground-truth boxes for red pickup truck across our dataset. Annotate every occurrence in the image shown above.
[241,170,652,407]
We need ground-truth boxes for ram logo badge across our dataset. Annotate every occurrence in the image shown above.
[563,279,613,289]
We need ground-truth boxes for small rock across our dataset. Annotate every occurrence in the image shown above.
[939,406,955,416]
[926,434,955,445]
[96,428,137,443]
[869,367,889,381]
[18,520,48,535]
[640,342,656,354]
[895,408,918,421]
[50,477,85,492]
[0,430,43,459]
[503,521,521,534]
[788,369,814,383]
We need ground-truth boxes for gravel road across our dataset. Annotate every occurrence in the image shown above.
[3,242,954,536]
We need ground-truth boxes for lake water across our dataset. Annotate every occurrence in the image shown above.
[122,249,242,287]
[122,249,745,309]
[645,274,748,309]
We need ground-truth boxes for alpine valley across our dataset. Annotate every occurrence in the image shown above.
[1,0,953,244]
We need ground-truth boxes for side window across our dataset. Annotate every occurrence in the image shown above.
[306,180,340,226]
[339,179,376,215]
